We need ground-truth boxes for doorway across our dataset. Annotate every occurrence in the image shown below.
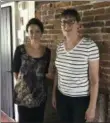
[1,6,14,118]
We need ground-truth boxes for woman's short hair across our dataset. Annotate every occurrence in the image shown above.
[26,18,44,33]
[61,8,81,22]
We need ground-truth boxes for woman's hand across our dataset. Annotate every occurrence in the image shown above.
[52,93,56,109]
[85,107,96,122]
[46,73,54,80]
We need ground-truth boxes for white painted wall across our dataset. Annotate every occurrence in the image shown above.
[18,1,35,45]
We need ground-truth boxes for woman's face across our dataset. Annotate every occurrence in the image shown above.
[61,16,80,37]
[28,24,42,43]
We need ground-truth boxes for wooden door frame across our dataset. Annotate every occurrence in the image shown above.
[1,2,18,119]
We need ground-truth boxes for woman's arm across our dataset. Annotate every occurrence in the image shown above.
[88,59,99,109]
[52,70,58,95]
[46,73,54,80]
[46,49,56,80]
[13,45,22,81]
[52,69,58,109]
[85,59,99,122]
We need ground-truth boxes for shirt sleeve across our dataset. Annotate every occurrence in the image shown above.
[12,46,21,73]
[88,40,99,61]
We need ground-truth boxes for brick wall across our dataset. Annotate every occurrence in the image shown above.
[35,1,110,122]
[108,95,110,121]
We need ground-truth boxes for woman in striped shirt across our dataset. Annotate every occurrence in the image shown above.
[52,8,99,123]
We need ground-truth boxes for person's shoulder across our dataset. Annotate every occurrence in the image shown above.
[58,41,64,46]
[45,46,50,51]
[16,44,25,53]
[16,44,24,49]
[83,37,98,52]
[57,41,64,50]
[44,46,51,55]
[82,37,96,45]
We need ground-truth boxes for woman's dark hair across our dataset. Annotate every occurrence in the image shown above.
[61,8,81,22]
[26,18,44,33]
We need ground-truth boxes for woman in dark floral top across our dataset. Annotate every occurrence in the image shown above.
[13,18,51,123]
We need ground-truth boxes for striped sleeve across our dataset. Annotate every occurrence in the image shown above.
[56,42,63,56]
[88,40,99,61]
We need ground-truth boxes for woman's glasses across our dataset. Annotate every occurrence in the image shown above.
[61,19,75,26]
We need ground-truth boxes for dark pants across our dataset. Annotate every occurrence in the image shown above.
[56,89,90,123]
[18,101,46,123]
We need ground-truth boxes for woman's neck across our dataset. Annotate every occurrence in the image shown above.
[30,41,41,49]
[65,35,81,45]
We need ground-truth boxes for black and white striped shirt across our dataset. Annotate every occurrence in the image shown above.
[55,37,99,97]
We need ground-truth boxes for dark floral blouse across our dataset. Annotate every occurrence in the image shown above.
[13,44,51,107]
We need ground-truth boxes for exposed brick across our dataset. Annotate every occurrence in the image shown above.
[93,2,110,9]
[41,15,55,22]
[46,19,61,30]
[44,24,54,29]
[100,46,110,54]
[83,8,105,16]
[47,9,55,15]
[40,2,54,11]
[71,1,90,6]
[42,34,51,39]
[55,13,61,19]
[57,34,64,41]
[49,19,60,25]
[55,2,71,8]
[105,7,110,14]
[44,29,48,34]
[75,4,93,11]
[88,34,103,41]
[55,8,64,14]
[45,29,61,34]
[101,73,110,81]
[53,20,61,29]
[83,27,101,33]
[100,61,110,68]
[51,34,58,40]
[41,4,49,11]
[103,41,110,48]
[105,21,110,26]
[83,21,104,28]
[82,16,94,22]
[101,67,110,75]
[100,76,110,85]
[41,39,52,43]
[103,34,110,41]
[41,10,47,15]
[46,2,56,8]
[46,3,52,9]
[107,96,110,122]
[108,95,110,122]
[100,54,110,61]
[102,28,110,33]
[95,14,110,21]
[99,81,108,93]
[79,11,83,17]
